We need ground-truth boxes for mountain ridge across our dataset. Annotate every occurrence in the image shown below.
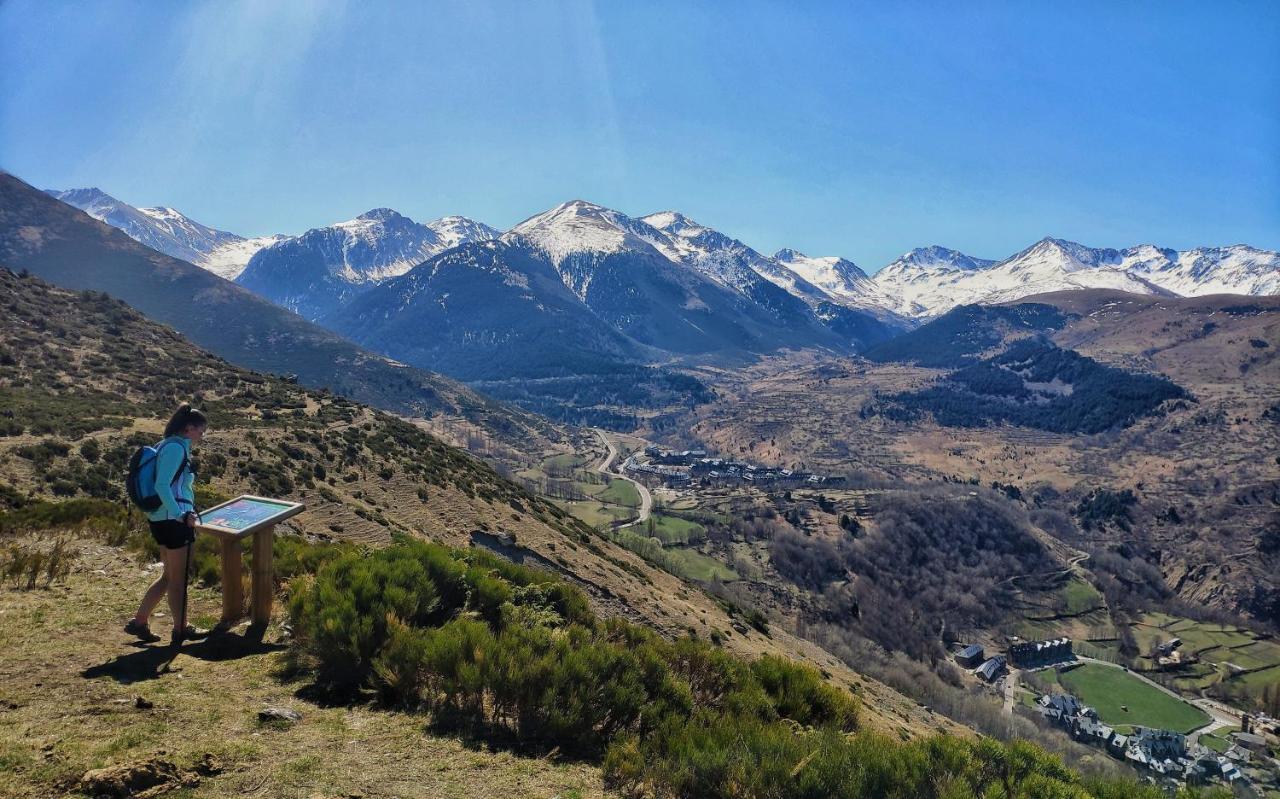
[4,172,558,453]
[236,207,498,320]
[49,185,1280,325]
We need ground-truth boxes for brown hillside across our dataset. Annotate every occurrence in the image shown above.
[672,291,1280,623]
[0,269,956,744]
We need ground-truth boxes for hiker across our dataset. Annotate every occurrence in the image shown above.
[124,403,211,644]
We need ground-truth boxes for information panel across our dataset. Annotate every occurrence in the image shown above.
[198,495,304,537]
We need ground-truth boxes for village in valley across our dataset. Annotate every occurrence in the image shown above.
[623,445,847,488]
[954,634,1279,794]
[516,431,1280,796]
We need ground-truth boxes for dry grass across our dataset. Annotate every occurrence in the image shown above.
[0,536,608,799]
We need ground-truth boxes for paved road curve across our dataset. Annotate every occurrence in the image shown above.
[591,428,653,528]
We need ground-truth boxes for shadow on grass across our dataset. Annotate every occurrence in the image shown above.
[81,625,286,684]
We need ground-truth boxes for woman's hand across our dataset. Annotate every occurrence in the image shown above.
[183,511,197,529]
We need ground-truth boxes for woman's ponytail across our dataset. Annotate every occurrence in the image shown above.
[164,402,208,438]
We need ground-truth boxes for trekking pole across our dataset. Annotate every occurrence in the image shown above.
[172,511,199,649]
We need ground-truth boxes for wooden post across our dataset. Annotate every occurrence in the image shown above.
[220,536,244,624]
[251,524,274,626]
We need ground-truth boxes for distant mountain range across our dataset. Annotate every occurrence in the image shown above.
[322,200,899,382]
[871,238,1280,317]
[6,174,558,448]
[52,187,1280,326]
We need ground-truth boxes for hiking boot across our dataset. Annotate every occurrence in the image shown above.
[171,624,210,644]
[124,618,161,643]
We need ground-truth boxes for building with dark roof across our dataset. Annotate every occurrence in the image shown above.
[1008,637,1073,667]
[956,644,985,668]
[976,655,1007,682]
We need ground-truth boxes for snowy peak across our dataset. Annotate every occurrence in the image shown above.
[774,249,870,282]
[354,207,403,222]
[49,187,120,218]
[641,210,704,236]
[236,206,500,319]
[47,187,271,279]
[507,200,664,265]
[1124,244,1280,297]
[771,248,886,311]
[1005,237,1121,274]
[873,239,1170,317]
[880,246,996,277]
[426,216,500,250]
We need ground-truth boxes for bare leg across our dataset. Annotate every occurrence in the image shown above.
[134,569,170,624]
[164,544,190,632]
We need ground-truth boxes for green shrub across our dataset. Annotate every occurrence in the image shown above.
[749,654,858,732]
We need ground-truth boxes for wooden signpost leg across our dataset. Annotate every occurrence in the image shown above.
[251,524,274,626]
[220,536,244,624]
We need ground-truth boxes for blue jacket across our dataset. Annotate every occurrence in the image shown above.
[145,436,196,522]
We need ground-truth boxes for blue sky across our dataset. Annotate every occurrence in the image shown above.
[2,0,1277,270]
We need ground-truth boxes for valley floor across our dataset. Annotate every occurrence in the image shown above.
[0,538,608,799]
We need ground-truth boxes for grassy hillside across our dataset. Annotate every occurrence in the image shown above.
[0,269,959,739]
[1,510,1193,799]
[0,171,560,457]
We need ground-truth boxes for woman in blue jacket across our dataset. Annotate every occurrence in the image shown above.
[125,403,210,643]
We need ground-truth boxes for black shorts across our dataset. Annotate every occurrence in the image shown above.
[149,519,194,550]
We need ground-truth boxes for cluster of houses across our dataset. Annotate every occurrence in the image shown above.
[952,636,1276,791]
[629,446,845,488]
[1037,692,1259,789]
[955,637,1075,683]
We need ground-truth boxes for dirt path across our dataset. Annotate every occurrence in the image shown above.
[591,428,652,528]
[1002,669,1022,715]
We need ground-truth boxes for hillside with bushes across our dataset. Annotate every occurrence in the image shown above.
[0,498,1217,798]
[0,268,955,730]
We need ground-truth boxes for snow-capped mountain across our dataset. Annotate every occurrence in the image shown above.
[871,238,1279,317]
[236,208,498,320]
[873,239,1166,316]
[1118,244,1280,297]
[504,200,852,351]
[46,188,282,279]
[428,216,501,250]
[504,201,899,351]
[772,248,892,312]
[322,201,901,383]
[871,246,999,317]
[51,183,1278,331]
[637,211,824,301]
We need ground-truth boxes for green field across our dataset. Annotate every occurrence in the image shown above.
[553,500,635,528]
[662,547,738,582]
[1061,578,1105,614]
[1198,726,1239,754]
[596,478,640,508]
[643,512,706,545]
[1055,664,1210,733]
[1131,613,1280,706]
[544,452,588,471]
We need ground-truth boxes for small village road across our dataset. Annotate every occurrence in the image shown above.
[591,428,653,528]
[1003,669,1021,715]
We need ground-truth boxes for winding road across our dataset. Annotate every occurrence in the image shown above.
[591,428,653,528]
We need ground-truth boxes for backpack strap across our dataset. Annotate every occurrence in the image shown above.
[157,438,193,505]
